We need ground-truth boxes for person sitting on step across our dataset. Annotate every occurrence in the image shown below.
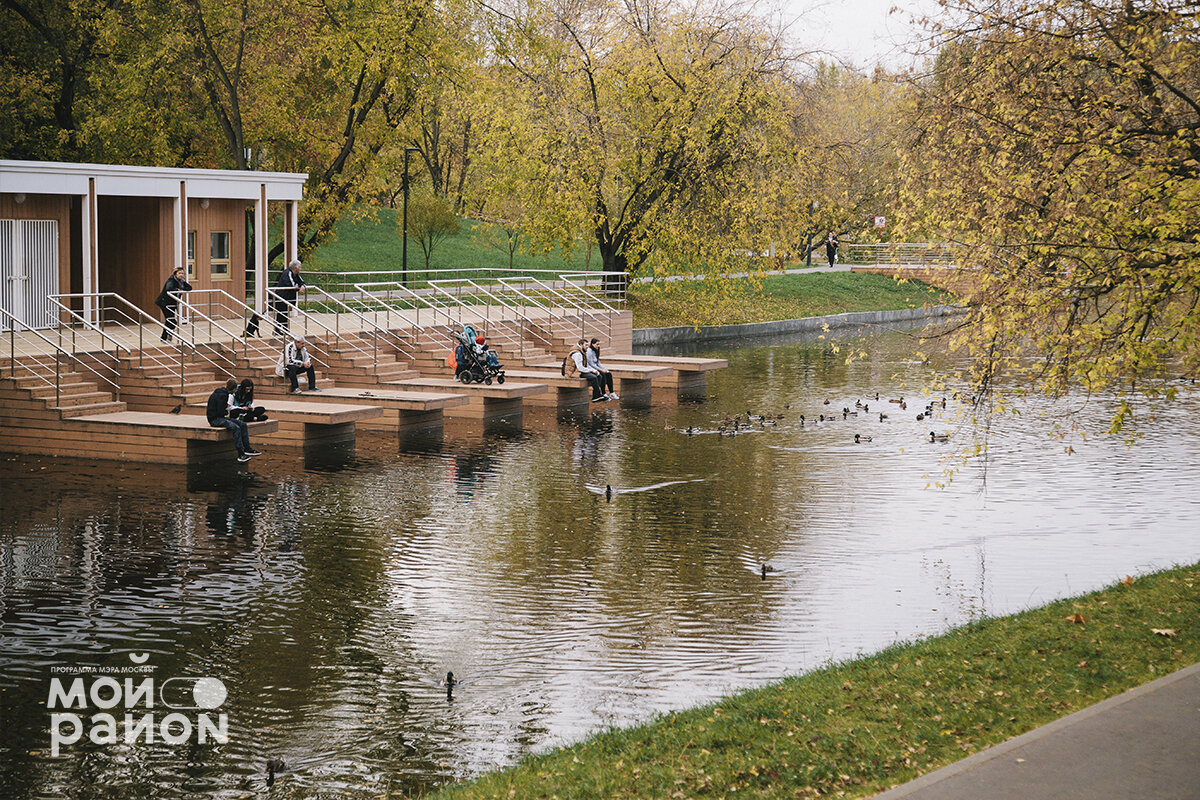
[283,337,320,394]
[207,378,261,463]
[228,378,268,421]
[569,340,607,401]
[586,337,618,401]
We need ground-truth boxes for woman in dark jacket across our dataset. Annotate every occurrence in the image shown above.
[229,379,268,421]
[155,267,192,342]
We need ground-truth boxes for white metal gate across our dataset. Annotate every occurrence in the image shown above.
[0,219,60,331]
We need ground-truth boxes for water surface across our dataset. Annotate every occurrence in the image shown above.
[2,324,1198,798]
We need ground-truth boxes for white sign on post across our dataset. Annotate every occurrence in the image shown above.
[874,215,886,229]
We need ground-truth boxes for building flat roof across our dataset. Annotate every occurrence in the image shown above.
[0,159,307,201]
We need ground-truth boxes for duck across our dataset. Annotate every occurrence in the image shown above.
[854,433,872,443]
[442,670,458,699]
[761,564,775,580]
[889,396,904,404]
[899,401,907,410]
[879,412,888,421]
[605,485,613,501]
[874,392,880,400]
[916,413,925,421]
[266,758,287,787]
[783,402,791,410]
[823,399,831,405]
[799,414,805,426]
[930,431,950,443]
[855,400,864,409]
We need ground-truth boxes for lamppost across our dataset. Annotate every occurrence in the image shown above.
[806,200,819,266]
[402,146,421,287]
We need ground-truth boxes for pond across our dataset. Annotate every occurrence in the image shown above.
[2,323,1199,799]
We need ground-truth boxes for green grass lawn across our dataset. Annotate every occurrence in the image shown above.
[303,206,593,279]
[426,562,1200,800]
[628,272,957,328]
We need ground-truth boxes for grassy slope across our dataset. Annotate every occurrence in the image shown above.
[428,563,1199,800]
[303,208,954,326]
[627,272,957,329]
[303,207,592,276]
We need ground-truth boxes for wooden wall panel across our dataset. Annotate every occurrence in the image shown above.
[97,196,171,315]
[0,193,72,298]
[187,199,249,307]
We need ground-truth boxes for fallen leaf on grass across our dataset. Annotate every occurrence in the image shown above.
[1121,575,1135,586]
[1077,660,1089,668]
[1151,628,1177,637]
[1066,613,1085,624]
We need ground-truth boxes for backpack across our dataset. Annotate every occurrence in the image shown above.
[274,350,287,378]
[562,351,578,377]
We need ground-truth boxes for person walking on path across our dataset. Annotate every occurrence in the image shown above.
[586,338,618,400]
[273,259,306,335]
[825,233,839,268]
[154,267,192,342]
[283,337,320,394]
[207,378,261,463]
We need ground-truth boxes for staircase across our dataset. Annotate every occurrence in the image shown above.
[0,361,125,419]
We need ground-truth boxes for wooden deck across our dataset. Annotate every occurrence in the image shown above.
[281,387,469,432]
[0,410,280,464]
[385,377,549,420]
[183,399,382,447]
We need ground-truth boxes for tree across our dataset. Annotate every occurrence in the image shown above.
[476,0,808,283]
[402,188,460,272]
[901,0,1200,432]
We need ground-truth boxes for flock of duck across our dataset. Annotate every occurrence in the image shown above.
[666,393,955,444]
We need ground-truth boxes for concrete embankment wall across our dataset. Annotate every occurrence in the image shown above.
[632,305,964,347]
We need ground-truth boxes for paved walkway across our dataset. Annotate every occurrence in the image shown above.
[870,662,1200,800]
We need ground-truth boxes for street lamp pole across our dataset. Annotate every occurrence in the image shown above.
[402,146,421,287]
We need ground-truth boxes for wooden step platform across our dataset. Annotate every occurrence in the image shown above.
[183,399,382,447]
[384,377,548,421]
[602,354,728,392]
[5,411,281,464]
[525,361,673,406]
[501,369,593,408]
[278,387,469,432]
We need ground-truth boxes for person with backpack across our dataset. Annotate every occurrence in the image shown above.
[563,340,607,401]
[207,378,261,463]
[586,338,617,400]
[154,267,191,342]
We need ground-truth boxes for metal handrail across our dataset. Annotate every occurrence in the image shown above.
[173,289,303,371]
[427,278,540,359]
[2,307,122,406]
[282,285,416,366]
[528,277,611,341]
[263,287,372,368]
[353,281,460,330]
[50,292,191,396]
[479,277,561,356]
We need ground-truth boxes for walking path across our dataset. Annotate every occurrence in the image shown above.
[869,661,1200,800]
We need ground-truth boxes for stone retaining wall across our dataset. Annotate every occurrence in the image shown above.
[632,305,964,347]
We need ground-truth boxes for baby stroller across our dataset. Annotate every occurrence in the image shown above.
[451,324,505,385]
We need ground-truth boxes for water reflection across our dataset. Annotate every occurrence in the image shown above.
[2,324,1199,798]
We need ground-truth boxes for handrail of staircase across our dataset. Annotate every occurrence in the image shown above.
[2,307,121,405]
[172,289,305,371]
[528,277,612,342]
[50,291,194,396]
[494,277,562,355]
[353,281,460,330]
[557,271,625,342]
[263,287,370,368]
[287,285,416,366]
[434,278,556,359]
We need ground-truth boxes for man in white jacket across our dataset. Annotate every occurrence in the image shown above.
[284,337,320,394]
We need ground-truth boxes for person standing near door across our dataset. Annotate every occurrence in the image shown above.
[154,267,192,342]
